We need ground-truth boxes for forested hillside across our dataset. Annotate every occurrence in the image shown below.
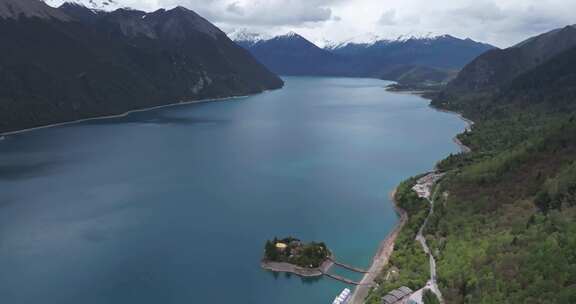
[422,26,576,304]
[430,116,576,303]
[0,0,282,133]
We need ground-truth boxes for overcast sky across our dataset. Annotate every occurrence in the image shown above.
[58,0,576,47]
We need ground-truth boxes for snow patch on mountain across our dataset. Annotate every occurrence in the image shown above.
[324,32,383,49]
[43,0,123,11]
[325,32,453,50]
[227,28,270,44]
[279,31,299,38]
[228,29,307,42]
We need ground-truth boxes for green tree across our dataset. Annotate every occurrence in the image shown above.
[264,240,278,260]
[422,289,440,304]
[535,191,551,213]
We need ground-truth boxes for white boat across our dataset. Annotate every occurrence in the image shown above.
[332,288,351,304]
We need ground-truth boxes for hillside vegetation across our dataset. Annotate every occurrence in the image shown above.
[428,116,576,303]
[365,177,430,303]
[424,27,576,303]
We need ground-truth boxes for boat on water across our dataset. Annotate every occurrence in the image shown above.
[332,288,351,304]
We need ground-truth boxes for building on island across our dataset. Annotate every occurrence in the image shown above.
[275,242,287,251]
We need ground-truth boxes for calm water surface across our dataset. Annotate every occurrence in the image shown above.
[0,77,466,303]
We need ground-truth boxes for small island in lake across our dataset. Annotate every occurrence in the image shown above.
[261,237,333,277]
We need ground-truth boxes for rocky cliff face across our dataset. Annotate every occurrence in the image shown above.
[0,0,283,133]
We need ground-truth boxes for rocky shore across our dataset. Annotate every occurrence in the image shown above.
[348,189,409,304]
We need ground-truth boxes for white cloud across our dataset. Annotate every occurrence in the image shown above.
[378,9,397,26]
[157,0,338,26]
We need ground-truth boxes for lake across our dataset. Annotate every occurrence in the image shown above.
[0,77,466,303]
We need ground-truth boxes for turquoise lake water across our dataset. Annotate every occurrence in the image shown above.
[0,77,466,303]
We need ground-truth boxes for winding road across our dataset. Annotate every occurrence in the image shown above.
[409,181,444,304]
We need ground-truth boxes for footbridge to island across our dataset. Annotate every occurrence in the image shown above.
[327,257,369,274]
[321,257,371,286]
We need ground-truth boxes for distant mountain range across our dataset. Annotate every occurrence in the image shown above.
[0,0,282,133]
[230,30,342,76]
[330,34,495,71]
[229,29,495,84]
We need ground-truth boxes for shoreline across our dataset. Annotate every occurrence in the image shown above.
[432,107,474,154]
[350,95,474,303]
[260,258,334,278]
[430,106,475,154]
[384,87,437,97]
[348,188,408,304]
[432,107,474,131]
[390,87,475,154]
[453,136,471,154]
[0,91,273,137]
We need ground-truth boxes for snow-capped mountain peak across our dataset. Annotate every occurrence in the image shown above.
[228,30,312,47]
[324,32,386,50]
[394,32,447,42]
[227,28,271,44]
[280,31,299,38]
[43,0,123,11]
[326,32,455,50]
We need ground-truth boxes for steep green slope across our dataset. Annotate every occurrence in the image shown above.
[426,115,576,303]
[422,27,576,304]
[365,177,430,303]
[435,25,576,118]
[366,23,576,302]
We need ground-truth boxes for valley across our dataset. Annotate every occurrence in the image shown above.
[2,1,576,303]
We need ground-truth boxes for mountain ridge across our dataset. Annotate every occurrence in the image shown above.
[230,30,343,76]
[1,0,70,20]
[439,24,576,101]
[0,0,282,133]
[229,30,495,82]
[407,22,576,304]
[44,0,122,11]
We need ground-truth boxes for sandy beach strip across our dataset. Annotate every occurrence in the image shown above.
[348,188,408,304]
